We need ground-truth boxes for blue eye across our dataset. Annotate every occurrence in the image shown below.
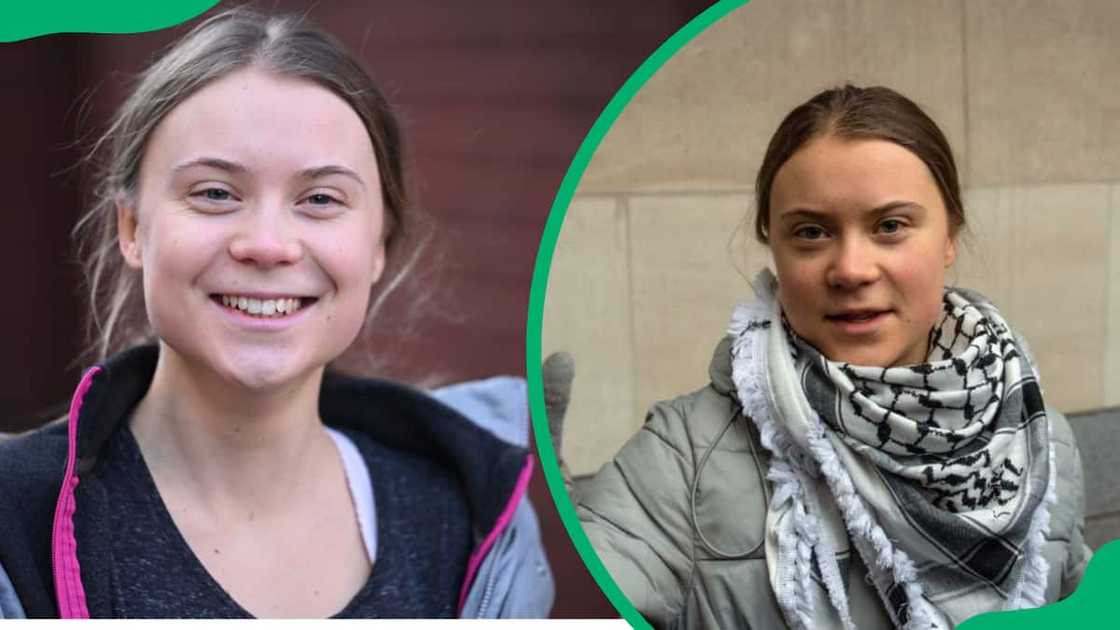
[186,186,239,214]
[188,187,238,210]
[306,193,338,206]
[196,188,232,201]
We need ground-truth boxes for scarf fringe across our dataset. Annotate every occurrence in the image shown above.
[1007,420,1057,608]
[799,393,939,630]
[728,274,1051,629]
[802,475,855,629]
[729,298,857,630]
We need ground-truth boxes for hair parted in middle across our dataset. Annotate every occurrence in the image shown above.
[74,6,427,363]
[753,84,964,245]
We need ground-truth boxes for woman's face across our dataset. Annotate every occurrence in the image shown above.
[118,67,386,390]
[768,135,957,367]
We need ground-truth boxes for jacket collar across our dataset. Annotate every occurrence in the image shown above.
[71,344,530,539]
[55,344,534,618]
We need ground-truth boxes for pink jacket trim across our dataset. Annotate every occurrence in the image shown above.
[51,366,99,619]
[456,454,534,615]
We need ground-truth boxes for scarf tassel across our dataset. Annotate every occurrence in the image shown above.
[728,272,1053,630]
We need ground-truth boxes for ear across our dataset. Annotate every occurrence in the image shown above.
[944,231,958,268]
[116,200,143,269]
[369,241,387,287]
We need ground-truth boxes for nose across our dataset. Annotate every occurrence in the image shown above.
[826,236,880,289]
[228,201,303,266]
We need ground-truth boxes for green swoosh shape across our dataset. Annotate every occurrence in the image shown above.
[1,0,219,43]
[959,539,1119,629]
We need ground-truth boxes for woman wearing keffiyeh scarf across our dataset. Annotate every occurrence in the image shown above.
[557,85,1091,629]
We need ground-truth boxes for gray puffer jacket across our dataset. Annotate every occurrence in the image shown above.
[577,337,1091,629]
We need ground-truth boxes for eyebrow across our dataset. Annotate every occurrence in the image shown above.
[172,157,247,175]
[778,200,925,221]
[171,158,366,187]
[296,164,366,187]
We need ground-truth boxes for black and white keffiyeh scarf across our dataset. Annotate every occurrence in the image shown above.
[729,270,1054,630]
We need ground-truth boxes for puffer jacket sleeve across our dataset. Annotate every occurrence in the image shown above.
[1047,407,1092,599]
[576,398,696,627]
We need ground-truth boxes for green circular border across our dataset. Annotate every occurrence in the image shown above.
[526,3,1120,627]
[0,0,218,42]
[525,1,749,627]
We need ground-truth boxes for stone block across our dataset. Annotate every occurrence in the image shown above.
[628,193,768,420]
[542,196,636,474]
[965,1,1120,186]
[580,1,846,193]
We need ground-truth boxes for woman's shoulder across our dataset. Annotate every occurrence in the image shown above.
[319,372,530,488]
[1045,406,1075,448]
[429,376,529,447]
[634,334,755,455]
[320,371,529,450]
[592,333,769,494]
[638,384,744,456]
[1045,406,1083,494]
[320,372,533,547]
[1044,406,1085,528]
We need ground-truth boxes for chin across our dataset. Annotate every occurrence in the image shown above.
[224,365,302,391]
[208,347,323,392]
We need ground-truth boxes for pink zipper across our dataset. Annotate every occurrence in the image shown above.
[456,454,534,616]
[51,367,532,619]
[50,366,99,619]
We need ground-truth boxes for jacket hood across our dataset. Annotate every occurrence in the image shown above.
[74,344,530,539]
[54,345,536,618]
[0,344,549,619]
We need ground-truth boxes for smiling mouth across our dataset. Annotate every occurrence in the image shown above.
[210,294,318,318]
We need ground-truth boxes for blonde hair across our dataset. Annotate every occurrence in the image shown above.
[75,7,424,363]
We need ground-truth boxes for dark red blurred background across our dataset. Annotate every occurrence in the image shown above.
[0,0,713,618]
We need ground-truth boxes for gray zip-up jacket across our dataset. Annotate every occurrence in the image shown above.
[577,336,1091,629]
[0,345,553,618]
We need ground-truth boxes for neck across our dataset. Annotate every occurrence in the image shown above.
[130,342,333,516]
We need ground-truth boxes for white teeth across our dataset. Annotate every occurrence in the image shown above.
[218,295,306,318]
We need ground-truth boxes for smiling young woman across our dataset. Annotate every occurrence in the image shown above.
[0,8,551,619]
[557,85,1091,629]
[119,67,388,395]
